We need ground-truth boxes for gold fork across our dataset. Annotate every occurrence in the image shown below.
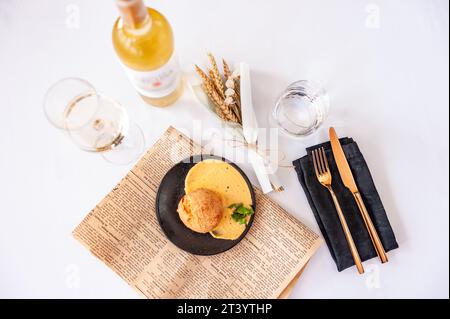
[312,147,364,274]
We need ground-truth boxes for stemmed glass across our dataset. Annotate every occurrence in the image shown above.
[43,77,145,165]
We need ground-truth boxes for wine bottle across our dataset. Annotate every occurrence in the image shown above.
[112,0,183,107]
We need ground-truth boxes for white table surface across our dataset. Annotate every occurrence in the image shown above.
[0,0,448,299]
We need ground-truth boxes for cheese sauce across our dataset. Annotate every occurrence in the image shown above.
[185,159,253,240]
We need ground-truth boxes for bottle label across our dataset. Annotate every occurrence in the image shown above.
[122,54,181,98]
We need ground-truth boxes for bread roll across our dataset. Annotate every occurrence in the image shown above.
[177,188,223,233]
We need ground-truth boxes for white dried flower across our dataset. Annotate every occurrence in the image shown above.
[231,69,240,78]
[224,96,234,105]
[225,88,235,97]
[225,78,235,89]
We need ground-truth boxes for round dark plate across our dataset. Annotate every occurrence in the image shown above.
[155,154,256,255]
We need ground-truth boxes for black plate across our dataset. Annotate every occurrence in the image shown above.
[155,154,256,255]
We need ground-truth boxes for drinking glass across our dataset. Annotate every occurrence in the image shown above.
[43,77,145,165]
[270,80,330,137]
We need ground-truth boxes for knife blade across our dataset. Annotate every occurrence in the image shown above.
[329,127,358,193]
[329,127,388,263]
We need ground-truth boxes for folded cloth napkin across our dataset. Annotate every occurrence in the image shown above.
[293,138,398,271]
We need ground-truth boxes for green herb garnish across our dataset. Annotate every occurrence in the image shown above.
[228,203,254,225]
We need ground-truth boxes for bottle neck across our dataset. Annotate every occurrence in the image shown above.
[116,0,151,30]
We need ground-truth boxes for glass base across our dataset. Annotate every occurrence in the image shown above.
[101,122,145,165]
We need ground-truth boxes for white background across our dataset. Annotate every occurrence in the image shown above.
[0,0,448,299]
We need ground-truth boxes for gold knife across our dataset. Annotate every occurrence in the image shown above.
[329,127,388,263]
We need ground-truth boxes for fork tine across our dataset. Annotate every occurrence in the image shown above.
[312,149,320,178]
[320,147,330,173]
[316,148,325,175]
[315,149,322,175]
[316,149,325,175]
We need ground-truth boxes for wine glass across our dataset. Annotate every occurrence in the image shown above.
[43,77,145,165]
[270,80,330,138]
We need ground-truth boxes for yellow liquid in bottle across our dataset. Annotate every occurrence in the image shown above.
[112,7,183,107]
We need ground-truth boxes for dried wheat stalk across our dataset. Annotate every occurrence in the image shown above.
[223,61,242,120]
[195,54,243,124]
[195,64,210,85]
[218,100,240,123]
[195,64,239,123]
[208,86,239,123]
[222,59,232,79]
[208,53,225,98]
[227,75,241,120]
[234,75,241,97]
[195,65,225,115]
[201,84,226,120]
[208,69,224,99]
[227,100,241,123]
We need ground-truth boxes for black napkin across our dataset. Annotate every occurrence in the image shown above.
[293,138,398,272]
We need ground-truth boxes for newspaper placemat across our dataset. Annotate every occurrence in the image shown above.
[73,126,321,298]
